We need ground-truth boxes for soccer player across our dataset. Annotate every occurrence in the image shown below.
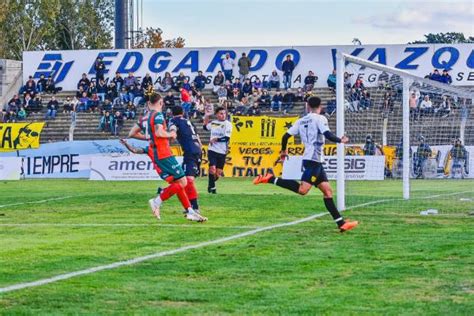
[203,107,233,194]
[253,96,358,232]
[168,105,203,212]
[125,93,206,222]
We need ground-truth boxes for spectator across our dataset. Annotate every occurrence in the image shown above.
[327,69,336,90]
[212,71,225,94]
[78,91,90,112]
[71,96,79,112]
[343,72,352,90]
[89,81,97,95]
[252,77,263,91]
[419,95,433,117]
[440,70,452,85]
[348,88,361,112]
[141,73,153,90]
[175,72,186,90]
[110,72,123,92]
[8,94,21,110]
[107,82,119,104]
[224,80,233,99]
[23,94,34,114]
[98,111,113,133]
[303,70,317,92]
[281,54,295,89]
[193,91,205,118]
[164,91,176,108]
[233,97,249,115]
[382,91,393,113]
[94,56,106,85]
[436,95,451,118]
[124,102,137,120]
[359,90,372,110]
[409,91,419,120]
[271,91,283,112]
[282,89,295,114]
[123,72,137,90]
[113,111,124,136]
[180,87,192,117]
[63,96,73,113]
[353,77,365,91]
[158,72,174,92]
[132,84,144,106]
[217,84,227,105]
[102,99,113,112]
[17,107,27,121]
[204,98,214,117]
[45,96,59,119]
[182,78,191,91]
[246,102,261,116]
[89,93,100,112]
[267,70,281,90]
[77,73,91,92]
[378,71,389,89]
[193,70,207,91]
[37,74,47,93]
[97,79,107,103]
[238,52,251,82]
[258,90,271,110]
[221,53,235,82]
[23,76,36,97]
[429,69,442,82]
[232,78,242,92]
[241,78,252,96]
[295,87,304,102]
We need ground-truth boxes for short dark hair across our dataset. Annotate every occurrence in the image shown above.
[149,93,161,104]
[307,96,322,109]
[172,105,183,116]
[215,106,226,114]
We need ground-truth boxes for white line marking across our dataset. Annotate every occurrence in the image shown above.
[1,189,471,294]
[0,212,328,294]
[0,223,258,229]
[0,196,75,209]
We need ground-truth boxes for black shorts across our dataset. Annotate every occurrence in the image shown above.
[208,150,227,170]
[301,160,328,186]
[182,153,202,177]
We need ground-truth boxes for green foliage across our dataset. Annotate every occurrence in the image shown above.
[0,0,113,59]
[410,32,474,44]
[0,178,473,313]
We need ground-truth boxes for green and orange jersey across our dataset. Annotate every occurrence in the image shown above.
[137,110,173,161]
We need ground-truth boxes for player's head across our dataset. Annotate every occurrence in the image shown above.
[215,106,226,121]
[172,105,184,117]
[148,93,162,110]
[306,96,322,113]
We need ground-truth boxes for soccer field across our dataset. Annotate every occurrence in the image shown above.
[0,178,473,314]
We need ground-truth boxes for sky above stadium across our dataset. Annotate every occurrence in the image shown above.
[141,0,473,47]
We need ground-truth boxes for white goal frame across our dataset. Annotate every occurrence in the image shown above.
[336,53,474,211]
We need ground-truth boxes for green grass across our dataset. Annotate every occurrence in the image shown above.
[0,178,473,315]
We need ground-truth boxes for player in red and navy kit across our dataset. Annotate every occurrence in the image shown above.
[168,105,203,212]
[124,93,206,222]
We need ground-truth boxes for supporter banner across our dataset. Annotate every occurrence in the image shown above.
[231,116,298,146]
[0,157,22,180]
[90,155,183,181]
[282,156,386,180]
[0,123,45,152]
[23,44,474,91]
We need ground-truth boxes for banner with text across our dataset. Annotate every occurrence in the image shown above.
[0,157,22,180]
[0,123,44,152]
[23,44,474,91]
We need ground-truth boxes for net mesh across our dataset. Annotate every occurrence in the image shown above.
[338,59,474,216]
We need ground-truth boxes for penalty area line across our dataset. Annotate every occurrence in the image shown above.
[0,196,75,209]
[0,212,328,294]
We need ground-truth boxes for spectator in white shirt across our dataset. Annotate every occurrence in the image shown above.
[221,53,235,82]
[419,95,433,117]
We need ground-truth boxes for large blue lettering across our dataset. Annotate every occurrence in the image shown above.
[432,47,459,70]
[276,49,300,71]
[358,48,387,70]
[148,51,172,73]
[248,50,267,71]
[88,52,119,75]
[466,49,474,69]
[206,50,236,73]
[172,51,199,73]
[395,47,429,70]
[116,52,143,73]
[331,48,365,69]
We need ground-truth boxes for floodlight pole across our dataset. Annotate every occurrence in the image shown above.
[336,52,345,211]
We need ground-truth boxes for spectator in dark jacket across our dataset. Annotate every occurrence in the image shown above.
[429,69,442,82]
[440,70,452,84]
[272,91,283,112]
[282,89,295,114]
[241,78,253,96]
[37,75,47,93]
[304,71,317,92]
[213,71,225,93]
[99,111,113,133]
[77,73,91,92]
[258,90,271,109]
[327,69,336,90]
[112,72,124,92]
[141,73,153,90]
[97,79,108,103]
[24,77,36,98]
[175,72,186,91]
[113,111,124,136]
[281,55,295,89]
[45,96,59,119]
[193,70,207,90]
[164,91,176,108]
[238,52,251,82]
[94,56,106,85]
[246,102,261,116]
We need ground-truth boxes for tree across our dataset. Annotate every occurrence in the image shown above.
[410,32,474,44]
[133,27,185,48]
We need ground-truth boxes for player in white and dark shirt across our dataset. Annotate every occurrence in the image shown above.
[203,106,233,194]
[253,96,358,232]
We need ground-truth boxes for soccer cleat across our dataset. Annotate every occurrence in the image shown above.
[148,197,162,220]
[185,208,207,222]
[253,173,273,185]
[208,187,217,194]
[340,220,359,232]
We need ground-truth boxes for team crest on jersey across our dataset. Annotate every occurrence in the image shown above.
[311,176,317,182]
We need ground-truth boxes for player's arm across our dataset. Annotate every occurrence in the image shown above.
[154,123,176,139]
[203,115,211,130]
[168,121,178,140]
[120,139,145,154]
[128,124,147,140]
[319,116,348,144]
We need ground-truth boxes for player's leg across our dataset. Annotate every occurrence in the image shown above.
[208,151,218,194]
[183,154,200,210]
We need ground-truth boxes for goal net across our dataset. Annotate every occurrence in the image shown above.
[335,53,474,216]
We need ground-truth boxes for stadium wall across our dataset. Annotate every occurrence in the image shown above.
[23,44,474,91]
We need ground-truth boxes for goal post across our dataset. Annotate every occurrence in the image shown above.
[335,52,474,212]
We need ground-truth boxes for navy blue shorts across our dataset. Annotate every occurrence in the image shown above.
[182,153,202,177]
[208,150,227,170]
[301,160,328,186]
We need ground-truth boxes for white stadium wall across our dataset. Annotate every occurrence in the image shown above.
[23,44,474,91]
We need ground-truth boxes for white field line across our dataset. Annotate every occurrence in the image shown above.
[0,223,259,230]
[1,190,472,294]
[0,196,75,209]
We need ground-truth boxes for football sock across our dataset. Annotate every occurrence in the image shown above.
[176,187,192,209]
[323,198,345,228]
[159,182,181,201]
[270,177,300,194]
[208,173,216,190]
[185,177,199,210]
